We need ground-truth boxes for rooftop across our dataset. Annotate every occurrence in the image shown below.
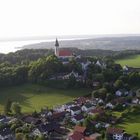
[74,125,86,133]
[59,50,73,57]
[107,127,124,135]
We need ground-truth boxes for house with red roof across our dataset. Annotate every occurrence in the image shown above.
[106,127,124,140]
[89,108,105,116]
[67,126,92,140]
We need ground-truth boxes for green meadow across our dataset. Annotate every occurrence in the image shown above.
[118,113,140,137]
[116,54,140,68]
[0,84,91,113]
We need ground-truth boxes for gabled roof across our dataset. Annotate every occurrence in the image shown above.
[85,137,92,140]
[70,106,81,111]
[107,127,124,135]
[90,108,104,114]
[22,115,40,124]
[74,114,84,121]
[70,132,84,140]
[74,125,86,133]
[52,111,66,119]
[59,50,73,57]
[111,97,126,105]
[75,97,87,104]
[84,103,93,108]
[38,122,60,132]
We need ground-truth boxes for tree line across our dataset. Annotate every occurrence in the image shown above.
[0,53,140,88]
[0,49,140,64]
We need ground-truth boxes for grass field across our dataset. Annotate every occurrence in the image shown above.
[0,84,91,113]
[118,113,140,137]
[116,54,140,68]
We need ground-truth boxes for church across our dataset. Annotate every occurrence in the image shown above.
[54,38,74,58]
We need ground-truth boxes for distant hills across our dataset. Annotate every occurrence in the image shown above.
[22,35,140,51]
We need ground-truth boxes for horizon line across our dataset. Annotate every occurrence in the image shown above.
[0,33,140,42]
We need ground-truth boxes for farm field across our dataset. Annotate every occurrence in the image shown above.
[116,54,140,68]
[0,84,91,113]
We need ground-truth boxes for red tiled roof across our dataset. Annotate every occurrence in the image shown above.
[75,97,87,104]
[52,111,66,119]
[70,132,92,140]
[70,132,84,140]
[59,50,72,56]
[90,108,104,114]
[107,127,124,135]
[85,137,93,140]
[74,125,86,133]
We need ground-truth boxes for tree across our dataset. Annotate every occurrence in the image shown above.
[28,55,62,83]
[106,93,114,102]
[98,88,107,100]
[4,99,12,114]
[15,133,24,140]
[68,75,76,87]
[114,79,124,89]
[36,135,45,140]
[92,88,107,100]
[101,131,105,139]
[11,102,21,115]
[92,90,99,98]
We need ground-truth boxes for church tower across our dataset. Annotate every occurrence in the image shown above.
[55,38,59,57]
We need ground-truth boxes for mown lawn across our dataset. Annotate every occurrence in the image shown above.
[116,54,140,68]
[0,84,91,113]
[118,113,140,137]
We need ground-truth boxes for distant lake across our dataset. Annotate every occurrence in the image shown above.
[0,40,51,54]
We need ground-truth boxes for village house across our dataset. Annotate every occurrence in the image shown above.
[81,60,91,71]
[115,90,123,97]
[53,104,66,112]
[22,115,41,125]
[106,102,114,109]
[0,115,10,124]
[106,127,124,140]
[52,111,69,122]
[115,89,129,97]
[132,97,140,104]
[96,60,106,69]
[74,96,88,105]
[111,97,127,106]
[65,102,76,109]
[71,114,84,124]
[69,106,81,116]
[89,108,105,116]
[67,125,92,140]
[90,98,98,106]
[123,65,140,73]
[92,81,101,89]
[81,103,95,112]
[63,71,79,80]
[33,121,61,137]
[98,98,104,105]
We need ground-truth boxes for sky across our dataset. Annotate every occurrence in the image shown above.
[0,0,140,40]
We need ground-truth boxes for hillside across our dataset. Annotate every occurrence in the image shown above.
[22,36,140,51]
